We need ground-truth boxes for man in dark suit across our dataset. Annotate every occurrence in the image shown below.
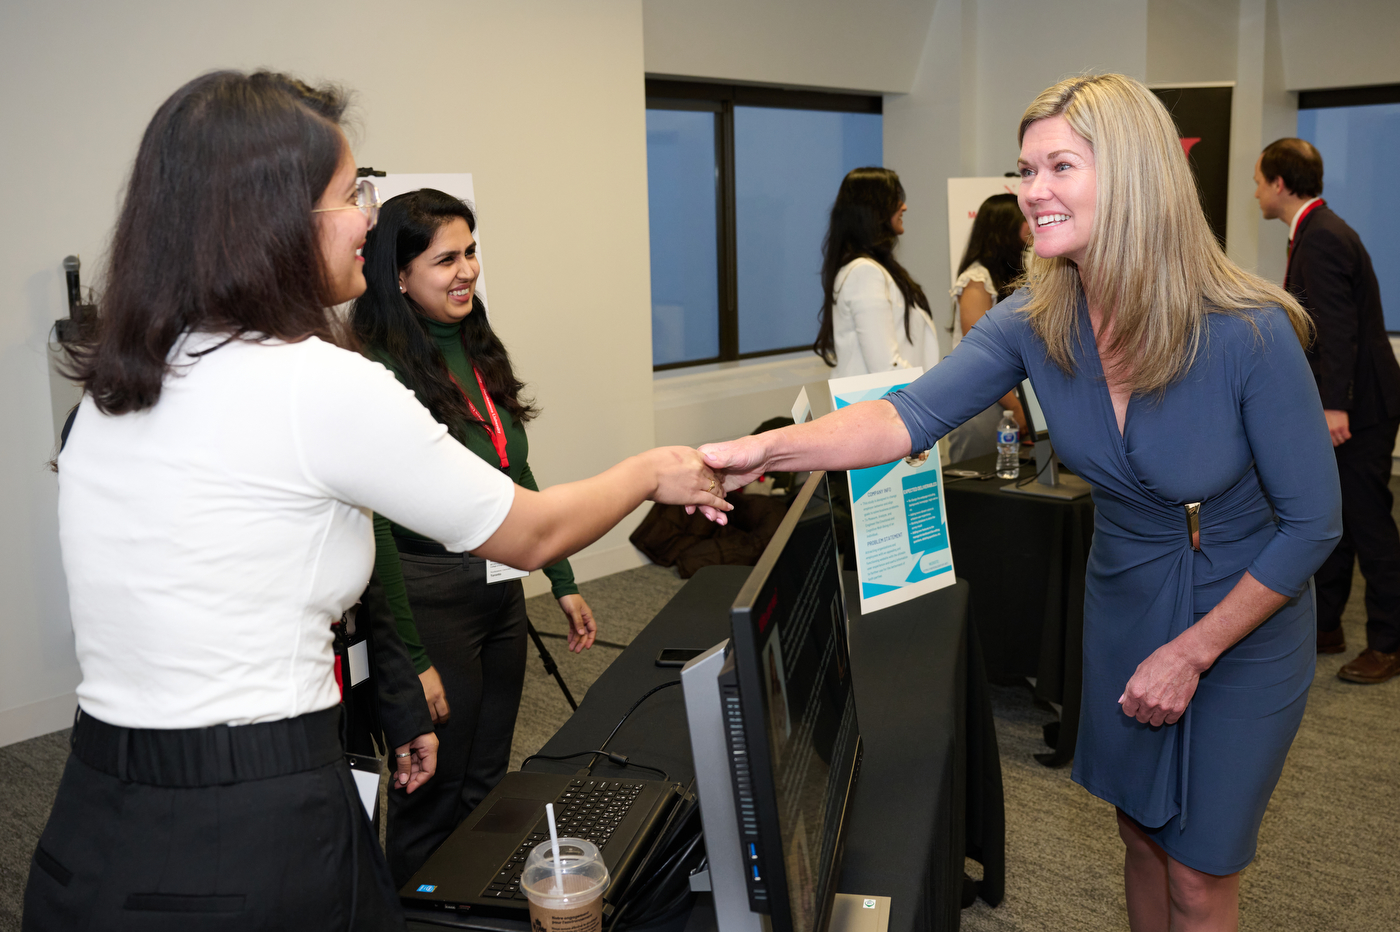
[1255,137,1400,683]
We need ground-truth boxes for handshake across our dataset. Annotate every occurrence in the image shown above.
[646,434,778,525]
[649,399,909,522]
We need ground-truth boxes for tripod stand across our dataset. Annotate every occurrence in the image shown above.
[526,620,578,711]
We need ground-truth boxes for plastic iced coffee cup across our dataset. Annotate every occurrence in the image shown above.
[520,837,610,932]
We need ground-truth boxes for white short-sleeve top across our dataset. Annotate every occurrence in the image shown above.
[829,257,941,379]
[58,335,516,730]
[948,261,1000,351]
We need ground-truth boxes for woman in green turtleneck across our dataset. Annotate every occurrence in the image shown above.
[351,189,597,887]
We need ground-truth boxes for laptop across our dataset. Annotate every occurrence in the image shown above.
[399,769,681,919]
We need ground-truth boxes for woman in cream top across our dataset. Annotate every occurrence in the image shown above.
[815,167,939,380]
[944,192,1030,461]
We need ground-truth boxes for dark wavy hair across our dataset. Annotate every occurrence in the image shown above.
[814,167,930,366]
[351,189,536,441]
[73,70,351,414]
[957,193,1026,299]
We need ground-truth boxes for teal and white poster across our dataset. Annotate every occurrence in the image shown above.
[829,370,956,614]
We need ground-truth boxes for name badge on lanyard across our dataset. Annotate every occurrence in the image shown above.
[451,368,527,585]
[486,561,531,584]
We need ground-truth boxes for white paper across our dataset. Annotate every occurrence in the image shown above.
[791,386,812,425]
[486,560,530,584]
[347,639,369,687]
[828,370,956,615]
[351,767,379,819]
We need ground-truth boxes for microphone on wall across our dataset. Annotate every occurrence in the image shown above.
[63,255,82,316]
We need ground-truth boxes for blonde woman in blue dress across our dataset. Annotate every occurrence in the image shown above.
[700,74,1340,931]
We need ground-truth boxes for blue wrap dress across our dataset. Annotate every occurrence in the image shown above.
[887,292,1342,875]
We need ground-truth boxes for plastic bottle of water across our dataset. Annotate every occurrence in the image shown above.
[995,410,1020,479]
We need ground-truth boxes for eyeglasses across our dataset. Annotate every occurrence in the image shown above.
[312,178,380,230]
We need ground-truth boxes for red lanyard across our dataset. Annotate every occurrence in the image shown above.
[450,367,509,470]
[1285,199,1325,288]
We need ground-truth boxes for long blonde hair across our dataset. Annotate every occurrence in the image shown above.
[1017,74,1310,393]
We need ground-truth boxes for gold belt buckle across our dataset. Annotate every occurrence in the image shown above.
[1185,502,1201,551]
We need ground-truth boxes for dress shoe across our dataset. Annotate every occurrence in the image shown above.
[1338,648,1400,684]
[1317,627,1347,654]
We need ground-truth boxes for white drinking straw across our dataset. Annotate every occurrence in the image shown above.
[545,802,564,894]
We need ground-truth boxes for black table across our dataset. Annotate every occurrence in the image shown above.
[406,566,1003,931]
[943,452,1094,766]
[519,566,1002,932]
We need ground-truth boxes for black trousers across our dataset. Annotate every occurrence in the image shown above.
[23,706,403,932]
[385,552,528,890]
[1315,416,1400,652]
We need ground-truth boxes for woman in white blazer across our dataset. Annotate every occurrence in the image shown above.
[814,168,940,381]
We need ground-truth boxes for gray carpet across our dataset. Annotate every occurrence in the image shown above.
[958,571,1400,932]
[3,551,1398,931]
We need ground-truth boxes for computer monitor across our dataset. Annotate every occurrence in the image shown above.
[1017,378,1048,441]
[683,471,862,932]
[1007,378,1090,500]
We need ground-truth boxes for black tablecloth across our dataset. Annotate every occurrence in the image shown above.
[522,566,1003,931]
[943,452,1094,766]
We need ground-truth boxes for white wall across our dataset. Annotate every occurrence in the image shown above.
[0,0,656,745]
[883,0,975,352]
[973,0,1149,177]
[1226,0,1295,283]
[1277,0,1400,91]
[1147,0,1240,85]
[642,0,935,93]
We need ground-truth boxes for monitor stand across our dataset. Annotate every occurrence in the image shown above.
[1000,439,1091,501]
[680,893,891,932]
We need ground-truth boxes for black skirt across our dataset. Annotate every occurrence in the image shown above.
[23,705,404,932]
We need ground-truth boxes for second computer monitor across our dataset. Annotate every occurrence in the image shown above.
[725,471,862,932]
[1017,378,1048,441]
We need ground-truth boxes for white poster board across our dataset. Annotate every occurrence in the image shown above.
[946,176,1021,292]
[371,173,488,314]
[829,370,955,614]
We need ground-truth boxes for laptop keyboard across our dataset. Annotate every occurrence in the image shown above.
[481,778,646,900]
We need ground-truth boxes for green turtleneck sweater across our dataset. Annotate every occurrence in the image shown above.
[371,316,577,674]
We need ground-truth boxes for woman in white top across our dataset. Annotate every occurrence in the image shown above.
[28,70,726,932]
[814,167,940,380]
[944,193,1031,462]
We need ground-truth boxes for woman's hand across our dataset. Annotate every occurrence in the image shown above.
[698,435,772,495]
[642,446,732,524]
[1120,572,1291,727]
[700,402,912,496]
[394,732,439,793]
[1119,640,1207,727]
[418,665,450,724]
[558,594,597,652]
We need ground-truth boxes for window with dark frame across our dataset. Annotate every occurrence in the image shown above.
[645,80,883,370]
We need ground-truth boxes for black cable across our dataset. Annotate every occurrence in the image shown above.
[601,680,682,752]
[603,781,699,932]
[517,749,668,783]
[1014,447,1056,489]
[625,822,697,903]
[623,831,703,923]
[607,791,704,930]
[627,883,696,928]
